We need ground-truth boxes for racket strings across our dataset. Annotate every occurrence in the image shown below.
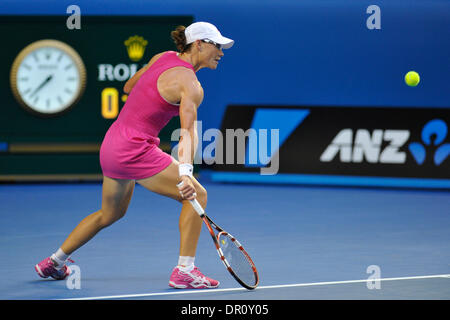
[219,234,256,286]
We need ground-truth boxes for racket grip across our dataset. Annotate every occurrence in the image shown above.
[189,198,205,216]
[176,181,205,216]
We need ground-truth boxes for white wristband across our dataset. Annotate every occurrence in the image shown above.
[179,163,193,177]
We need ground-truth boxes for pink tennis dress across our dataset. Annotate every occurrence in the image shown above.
[99,51,195,180]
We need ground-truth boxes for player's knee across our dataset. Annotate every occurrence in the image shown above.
[98,208,126,228]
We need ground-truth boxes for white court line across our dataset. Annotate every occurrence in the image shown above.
[63,273,450,300]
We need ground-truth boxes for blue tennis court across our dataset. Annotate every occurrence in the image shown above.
[1,180,449,300]
[1,0,449,312]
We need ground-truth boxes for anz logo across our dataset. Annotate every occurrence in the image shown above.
[320,129,410,164]
[320,119,449,166]
[409,119,450,166]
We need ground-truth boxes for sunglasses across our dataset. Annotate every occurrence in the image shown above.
[202,39,223,50]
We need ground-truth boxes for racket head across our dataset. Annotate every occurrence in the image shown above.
[216,231,259,290]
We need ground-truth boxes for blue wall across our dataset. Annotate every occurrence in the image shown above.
[2,0,449,131]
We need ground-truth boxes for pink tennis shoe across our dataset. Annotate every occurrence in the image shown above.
[35,257,72,280]
[169,266,220,289]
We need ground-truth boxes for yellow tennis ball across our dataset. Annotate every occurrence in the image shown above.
[405,71,420,87]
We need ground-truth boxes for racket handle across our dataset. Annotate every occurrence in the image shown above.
[189,198,205,216]
[176,181,205,217]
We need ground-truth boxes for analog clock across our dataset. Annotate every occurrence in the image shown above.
[10,39,87,117]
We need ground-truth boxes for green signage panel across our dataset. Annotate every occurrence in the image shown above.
[0,15,193,180]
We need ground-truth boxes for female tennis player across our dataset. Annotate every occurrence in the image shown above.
[35,22,234,289]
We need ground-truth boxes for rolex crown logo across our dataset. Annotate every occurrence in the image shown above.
[124,35,148,62]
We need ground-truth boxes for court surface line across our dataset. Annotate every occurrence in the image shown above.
[63,273,450,300]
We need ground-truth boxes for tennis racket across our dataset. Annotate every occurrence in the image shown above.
[189,198,259,290]
[177,182,259,289]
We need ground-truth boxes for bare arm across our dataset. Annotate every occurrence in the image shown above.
[175,70,203,199]
[178,71,204,166]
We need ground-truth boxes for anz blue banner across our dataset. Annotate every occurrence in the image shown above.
[207,105,450,189]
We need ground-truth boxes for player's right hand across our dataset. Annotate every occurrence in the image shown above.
[177,176,197,201]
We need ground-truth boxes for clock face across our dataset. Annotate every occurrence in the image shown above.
[10,40,86,117]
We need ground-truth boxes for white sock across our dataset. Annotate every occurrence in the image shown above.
[178,256,195,272]
[51,248,69,269]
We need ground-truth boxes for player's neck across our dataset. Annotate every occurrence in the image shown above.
[178,52,202,72]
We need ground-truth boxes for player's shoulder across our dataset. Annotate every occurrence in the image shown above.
[169,63,199,88]
[177,70,203,102]
[147,51,167,65]
[176,66,197,82]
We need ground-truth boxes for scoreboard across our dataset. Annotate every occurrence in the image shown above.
[0,15,193,181]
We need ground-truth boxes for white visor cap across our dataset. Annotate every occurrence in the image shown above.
[185,22,234,49]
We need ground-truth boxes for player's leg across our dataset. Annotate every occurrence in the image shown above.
[136,160,207,258]
[60,176,135,255]
[35,176,135,279]
[137,160,219,289]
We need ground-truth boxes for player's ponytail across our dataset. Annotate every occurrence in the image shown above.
[171,25,192,53]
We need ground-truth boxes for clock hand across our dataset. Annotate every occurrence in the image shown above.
[30,74,54,98]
